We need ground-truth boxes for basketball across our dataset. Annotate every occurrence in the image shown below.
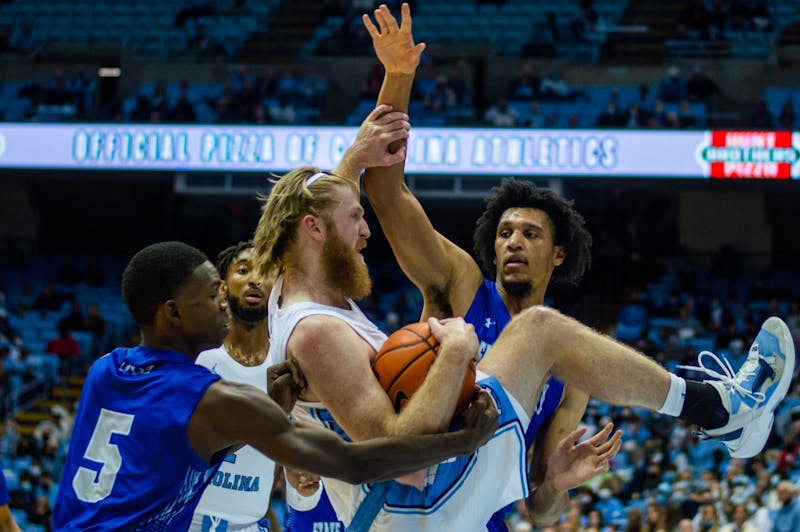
[372,322,476,416]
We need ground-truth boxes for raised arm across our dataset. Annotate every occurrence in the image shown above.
[187,379,497,485]
[361,3,483,318]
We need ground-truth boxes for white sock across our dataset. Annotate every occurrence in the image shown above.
[657,373,686,417]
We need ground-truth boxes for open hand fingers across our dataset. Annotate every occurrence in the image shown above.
[381,4,401,33]
[377,111,410,126]
[365,104,393,122]
[374,6,390,34]
[400,3,412,33]
[597,431,623,461]
[559,426,588,450]
[587,422,614,444]
[362,13,379,37]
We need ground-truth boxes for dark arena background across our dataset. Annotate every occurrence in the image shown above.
[1,0,800,530]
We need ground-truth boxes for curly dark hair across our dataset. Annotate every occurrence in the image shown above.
[473,178,592,284]
[121,241,209,326]
[216,241,253,280]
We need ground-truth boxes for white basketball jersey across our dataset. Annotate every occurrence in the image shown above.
[191,345,276,528]
[267,277,530,531]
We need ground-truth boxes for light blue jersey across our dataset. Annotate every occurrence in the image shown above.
[54,345,222,531]
[465,279,565,532]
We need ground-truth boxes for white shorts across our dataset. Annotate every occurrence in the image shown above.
[326,371,531,531]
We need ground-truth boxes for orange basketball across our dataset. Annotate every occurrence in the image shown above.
[372,322,476,417]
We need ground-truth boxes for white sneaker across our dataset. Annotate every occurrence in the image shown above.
[678,316,795,459]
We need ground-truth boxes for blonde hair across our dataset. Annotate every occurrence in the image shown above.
[253,166,358,278]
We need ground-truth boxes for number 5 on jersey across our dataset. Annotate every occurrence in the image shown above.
[72,408,134,503]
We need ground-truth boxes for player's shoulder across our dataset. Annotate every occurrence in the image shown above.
[196,345,227,367]
[290,313,368,356]
[294,313,356,341]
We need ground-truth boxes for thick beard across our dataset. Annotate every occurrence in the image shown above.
[323,230,372,301]
[227,296,268,324]
[500,277,533,298]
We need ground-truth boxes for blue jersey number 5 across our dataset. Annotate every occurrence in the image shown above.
[72,408,135,503]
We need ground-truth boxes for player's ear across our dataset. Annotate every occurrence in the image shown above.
[553,245,565,267]
[164,300,181,326]
[300,214,325,242]
[219,281,228,296]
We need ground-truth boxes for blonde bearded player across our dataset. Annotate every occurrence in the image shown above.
[190,104,419,532]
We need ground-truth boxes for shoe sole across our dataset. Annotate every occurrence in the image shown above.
[731,317,796,458]
[729,407,774,459]
[761,316,796,416]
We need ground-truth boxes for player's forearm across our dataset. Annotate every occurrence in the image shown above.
[392,342,471,435]
[350,430,482,484]
[333,139,371,182]
[526,482,569,526]
[362,72,415,195]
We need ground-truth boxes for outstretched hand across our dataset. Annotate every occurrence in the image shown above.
[362,3,425,75]
[267,358,306,414]
[544,423,623,493]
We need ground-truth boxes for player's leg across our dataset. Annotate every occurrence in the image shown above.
[478,306,669,416]
[479,307,795,458]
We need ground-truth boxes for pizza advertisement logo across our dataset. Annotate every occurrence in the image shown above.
[698,131,800,179]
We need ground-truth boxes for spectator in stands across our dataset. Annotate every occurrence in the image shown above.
[45,325,79,377]
[425,75,456,111]
[650,98,668,126]
[269,94,296,124]
[8,20,35,53]
[229,64,254,92]
[508,63,540,101]
[659,67,686,103]
[43,74,74,107]
[447,60,470,106]
[749,100,775,129]
[525,100,545,128]
[174,0,217,28]
[539,71,586,102]
[720,503,758,532]
[679,100,696,128]
[151,81,170,116]
[570,0,599,43]
[595,102,625,127]
[483,97,518,126]
[623,103,648,128]
[171,95,197,122]
[274,67,301,101]
[27,494,52,531]
[68,65,94,118]
[81,303,105,340]
[233,79,260,122]
[771,481,800,532]
[33,284,66,314]
[545,11,561,43]
[58,301,84,333]
[777,102,796,130]
[130,94,153,122]
[252,103,270,125]
[686,67,721,105]
[0,310,19,346]
[683,1,712,40]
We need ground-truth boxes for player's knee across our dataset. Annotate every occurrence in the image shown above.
[514,305,562,331]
